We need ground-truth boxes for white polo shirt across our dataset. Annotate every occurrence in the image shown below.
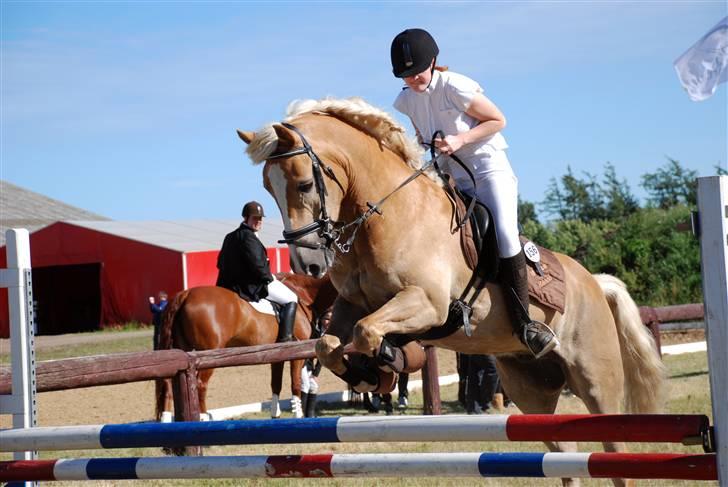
[393,70,513,182]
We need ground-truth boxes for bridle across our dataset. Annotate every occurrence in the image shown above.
[266,122,346,251]
[267,123,462,255]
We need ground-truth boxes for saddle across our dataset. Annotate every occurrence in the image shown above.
[453,184,499,281]
[450,178,565,314]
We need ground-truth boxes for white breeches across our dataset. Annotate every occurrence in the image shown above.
[454,151,522,258]
[266,277,298,305]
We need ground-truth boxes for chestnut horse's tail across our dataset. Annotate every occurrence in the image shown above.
[154,289,190,421]
[595,274,667,413]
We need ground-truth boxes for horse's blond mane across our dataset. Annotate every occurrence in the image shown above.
[246,97,423,169]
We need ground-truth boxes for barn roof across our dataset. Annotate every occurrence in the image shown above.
[0,180,110,246]
[65,219,287,252]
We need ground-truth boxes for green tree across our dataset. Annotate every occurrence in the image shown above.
[542,166,606,222]
[518,196,538,227]
[641,158,697,209]
[601,162,639,219]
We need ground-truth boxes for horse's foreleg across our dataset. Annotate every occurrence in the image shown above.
[271,361,284,395]
[290,358,304,418]
[316,297,369,375]
[316,334,347,374]
[316,334,395,393]
[269,361,284,419]
[353,285,445,356]
[196,369,214,418]
[155,378,174,422]
[316,296,404,394]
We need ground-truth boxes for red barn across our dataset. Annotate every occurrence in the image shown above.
[1,219,290,337]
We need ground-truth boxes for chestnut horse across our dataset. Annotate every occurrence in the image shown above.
[155,272,336,421]
[238,98,666,487]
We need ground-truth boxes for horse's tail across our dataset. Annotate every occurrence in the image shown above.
[595,274,667,413]
[154,289,190,421]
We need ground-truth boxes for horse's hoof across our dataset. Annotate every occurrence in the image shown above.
[163,446,187,457]
[352,324,381,356]
[316,335,346,373]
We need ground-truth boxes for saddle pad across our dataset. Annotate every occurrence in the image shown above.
[521,238,566,314]
[249,299,276,316]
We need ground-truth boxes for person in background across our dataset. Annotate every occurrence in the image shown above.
[369,392,394,415]
[149,291,168,349]
[465,353,500,414]
[301,307,333,417]
[397,372,410,410]
[390,28,558,358]
[216,201,298,342]
[301,358,321,418]
[457,352,502,414]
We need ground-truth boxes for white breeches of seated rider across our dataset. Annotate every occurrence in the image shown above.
[266,277,298,305]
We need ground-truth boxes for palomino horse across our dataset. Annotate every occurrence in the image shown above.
[155,272,337,422]
[238,98,666,487]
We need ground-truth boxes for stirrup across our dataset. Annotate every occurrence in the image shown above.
[521,320,559,359]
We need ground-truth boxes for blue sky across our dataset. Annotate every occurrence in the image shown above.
[1,1,726,222]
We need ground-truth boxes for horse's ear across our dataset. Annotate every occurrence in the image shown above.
[237,129,256,145]
[272,124,295,154]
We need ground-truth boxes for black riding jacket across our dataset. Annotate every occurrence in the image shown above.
[215,223,273,301]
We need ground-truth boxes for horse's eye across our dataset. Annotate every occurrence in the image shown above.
[298,181,314,193]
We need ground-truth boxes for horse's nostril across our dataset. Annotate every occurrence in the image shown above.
[308,264,321,277]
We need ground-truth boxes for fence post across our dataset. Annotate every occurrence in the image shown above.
[172,356,202,455]
[421,346,441,415]
[0,229,38,487]
[696,176,728,487]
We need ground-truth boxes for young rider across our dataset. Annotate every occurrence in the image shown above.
[390,28,558,358]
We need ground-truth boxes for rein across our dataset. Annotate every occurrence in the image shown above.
[425,130,477,230]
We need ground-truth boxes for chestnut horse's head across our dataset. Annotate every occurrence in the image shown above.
[238,98,423,277]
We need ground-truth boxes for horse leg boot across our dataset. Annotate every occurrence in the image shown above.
[376,340,427,374]
[500,251,559,358]
[277,302,296,342]
[316,335,396,393]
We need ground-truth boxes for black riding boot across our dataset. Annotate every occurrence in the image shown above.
[500,252,559,358]
[305,393,317,418]
[277,302,296,342]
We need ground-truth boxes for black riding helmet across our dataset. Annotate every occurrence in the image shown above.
[242,201,265,218]
[390,28,439,78]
